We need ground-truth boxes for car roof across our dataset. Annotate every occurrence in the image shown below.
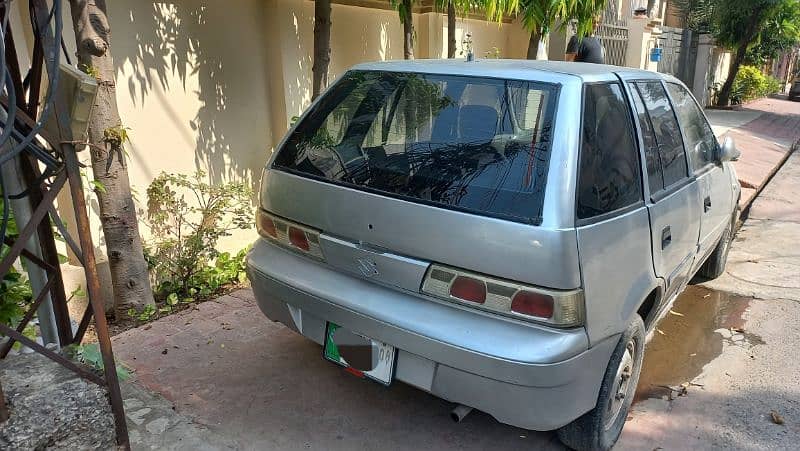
[351,59,669,84]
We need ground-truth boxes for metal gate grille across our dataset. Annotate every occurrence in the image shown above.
[595,0,629,66]
[658,26,699,88]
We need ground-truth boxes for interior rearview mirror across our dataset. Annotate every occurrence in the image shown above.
[719,136,740,162]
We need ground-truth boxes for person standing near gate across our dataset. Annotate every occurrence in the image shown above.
[565,15,606,64]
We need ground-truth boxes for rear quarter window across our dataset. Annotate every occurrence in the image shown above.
[273,71,559,224]
[577,83,643,220]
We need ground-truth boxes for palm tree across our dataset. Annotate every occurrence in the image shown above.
[518,0,573,59]
[312,0,332,99]
[436,0,474,58]
[571,0,607,39]
[391,0,416,59]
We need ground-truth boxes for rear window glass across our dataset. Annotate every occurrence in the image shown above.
[273,71,559,224]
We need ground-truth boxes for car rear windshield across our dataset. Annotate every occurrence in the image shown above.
[273,70,559,224]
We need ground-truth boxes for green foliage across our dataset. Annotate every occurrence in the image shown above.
[102,125,131,147]
[729,65,783,104]
[144,171,252,302]
[673,0,797,53]
[483,0,606,41]
[390,0,414,24]
[79,63,100,79]
[671,0,716,32]
[570,0,607,39]
[714,0,782,49]
[0,194,32,326]
[518,0,572,36]
[434,0,474,17]
[126,303,156,322]
[0,269,32,326]
[66,343,131,381]
[744,0,800,66]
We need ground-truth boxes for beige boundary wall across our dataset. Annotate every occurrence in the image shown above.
[8,0,530,257]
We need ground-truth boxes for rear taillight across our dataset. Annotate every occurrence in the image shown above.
[511,291,554,318]
[450,276,486,304]
[257,210,324,260]
[421,264,584,327]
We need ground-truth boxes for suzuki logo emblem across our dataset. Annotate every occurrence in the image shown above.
[356,258,379,278]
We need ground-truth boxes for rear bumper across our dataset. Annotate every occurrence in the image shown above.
[246,239,618,431]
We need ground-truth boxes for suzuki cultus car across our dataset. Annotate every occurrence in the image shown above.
[247,60,741,450]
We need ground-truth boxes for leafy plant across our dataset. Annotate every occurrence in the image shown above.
[102,124,131,147]
[78,63,100,79]
[66,343,131,381]
[144,171,252,302]
[730,65,783,104]
[1,193,32,326]
[0,270,33,326]
[126,303,156,322]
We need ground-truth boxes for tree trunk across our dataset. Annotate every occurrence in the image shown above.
[312,0,331,100]
[402,0,414,60]
[716,44,747,106]
[447,1,456,58]
[527,28,542,60]
[716,13,764,106]
[67,0,154,318]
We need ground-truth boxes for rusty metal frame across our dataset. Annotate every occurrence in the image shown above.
[0,1,130,448]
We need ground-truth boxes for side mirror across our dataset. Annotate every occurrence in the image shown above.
[718,136,740,162]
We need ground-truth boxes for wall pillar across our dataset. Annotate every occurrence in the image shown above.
[692,33,715,106]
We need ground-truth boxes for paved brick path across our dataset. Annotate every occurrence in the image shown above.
[711,96,800,209]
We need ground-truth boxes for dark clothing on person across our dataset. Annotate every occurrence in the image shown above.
[567,35,605,64]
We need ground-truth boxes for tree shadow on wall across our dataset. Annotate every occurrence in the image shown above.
[110,1,270,190]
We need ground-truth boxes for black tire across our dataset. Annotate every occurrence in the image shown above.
[557,315,645,451]
[697,219,733,280]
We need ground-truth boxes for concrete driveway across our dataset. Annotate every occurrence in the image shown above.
[113,291,562,450]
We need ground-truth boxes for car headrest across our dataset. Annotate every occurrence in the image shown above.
[458,105,498,144]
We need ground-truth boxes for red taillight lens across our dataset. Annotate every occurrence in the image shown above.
[421,264,583,326]
[449,276,486,303]
[288,226,310,251]
[258,214,278,238]
[511,291,554,318]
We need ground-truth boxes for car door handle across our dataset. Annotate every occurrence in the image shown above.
[661,226,672,249]
[704,196,712,213]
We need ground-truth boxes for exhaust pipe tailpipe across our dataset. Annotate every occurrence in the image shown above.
[450,404,473,423]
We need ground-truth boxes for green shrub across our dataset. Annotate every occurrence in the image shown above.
[0,194,32,326]
[144,171,252,303]
[730,65,783,104]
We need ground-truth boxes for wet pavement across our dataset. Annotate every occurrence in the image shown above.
[634,286,760,403]
[619,150,800,450]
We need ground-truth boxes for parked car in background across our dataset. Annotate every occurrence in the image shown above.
[789,76,800,101]
[247,60,741,451]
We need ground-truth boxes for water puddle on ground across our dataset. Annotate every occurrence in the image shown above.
[634,285,763,402]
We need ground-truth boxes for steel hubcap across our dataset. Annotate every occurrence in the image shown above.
[604,339,636,429]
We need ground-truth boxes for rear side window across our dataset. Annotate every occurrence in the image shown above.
[632,82,688,188]
[666,83,718,172]
[274,71,558,224]
[577,83,642,220]
[629,86,664,194]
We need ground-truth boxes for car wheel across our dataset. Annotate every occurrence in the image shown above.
[556,315,645,451]
[698,220,733,280]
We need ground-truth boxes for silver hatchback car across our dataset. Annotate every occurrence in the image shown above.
[247,60,741,450]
